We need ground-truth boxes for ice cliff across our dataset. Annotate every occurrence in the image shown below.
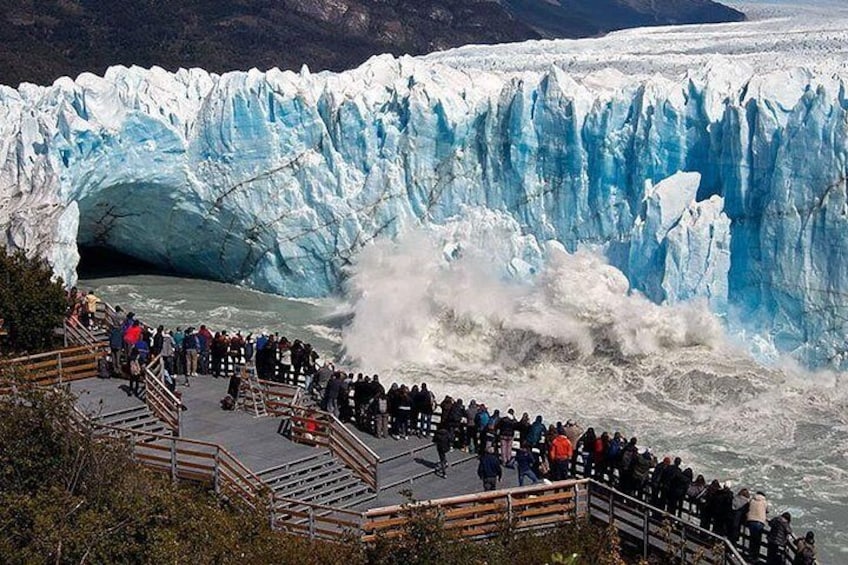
[2,13,848,367]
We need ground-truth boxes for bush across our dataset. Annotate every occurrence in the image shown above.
[0,250,67,354]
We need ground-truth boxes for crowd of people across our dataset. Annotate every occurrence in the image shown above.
[80,300,817,565]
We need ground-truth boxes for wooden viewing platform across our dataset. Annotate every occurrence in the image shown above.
[0,319,803,565]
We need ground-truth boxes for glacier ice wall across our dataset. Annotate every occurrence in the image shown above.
[0,46,847,366]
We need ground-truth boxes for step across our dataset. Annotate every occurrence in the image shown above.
[96,406,150,426]
[266,462,352,492]
[276,466,353,500]
[277,481,373,518]
[258,454,337,486]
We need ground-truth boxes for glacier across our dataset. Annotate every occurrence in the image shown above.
[2,8,848,367]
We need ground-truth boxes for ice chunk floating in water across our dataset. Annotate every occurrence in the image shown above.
[4,9,848,367]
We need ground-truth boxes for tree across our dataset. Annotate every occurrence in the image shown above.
[0,250,67,354]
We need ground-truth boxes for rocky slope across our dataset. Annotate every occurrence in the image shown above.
[0,0,743,87]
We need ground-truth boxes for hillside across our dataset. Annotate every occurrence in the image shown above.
[0,1,743,87]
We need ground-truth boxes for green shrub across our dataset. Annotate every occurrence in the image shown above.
[0,250,67,354]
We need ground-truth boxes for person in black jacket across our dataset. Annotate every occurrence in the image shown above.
[433,428,451,478]
[666,462,692,517]
[478,447,502,491]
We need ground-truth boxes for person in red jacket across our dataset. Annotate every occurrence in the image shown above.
[123,319,142,353]
[549,432,573,481]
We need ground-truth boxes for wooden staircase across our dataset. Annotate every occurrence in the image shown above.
[91,405,169,438]
[258,452,376,518]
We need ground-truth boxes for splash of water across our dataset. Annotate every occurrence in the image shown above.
[340,221,848,561]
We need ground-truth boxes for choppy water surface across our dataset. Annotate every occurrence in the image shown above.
[81,262,848,561]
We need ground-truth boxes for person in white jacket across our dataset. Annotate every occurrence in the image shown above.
[746,491,769,560]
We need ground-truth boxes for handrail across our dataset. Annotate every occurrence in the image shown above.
[0,346,101,386]
[328,414,380,491]
[142,354,182,436]
[586,480,747,565]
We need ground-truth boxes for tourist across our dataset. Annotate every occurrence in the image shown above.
[290,339,305,383]
[474,404,491,452]
[447,398,466,449]
[465,400,480,452]
[183,327,199,380]
[699,479,722,530]
[409,385,421,436]
[161,329,175,375]
[128,346,142,397]
[433,427,451,478]
[415,383,434,437]
[563,419,583,476]
[229,331,244,374]
[577,426,595,481]
[353,374,368,427]
[211,331,227,377]
[278,337,291,382]
[172,327,185,376]
[515,443,539,487]
[497,408,517,466]
[83,290,100,328]
[197,324,213,375]
[396,385,412,440]
[746,491,769,560]
[793,531,816,565]
[728,488,750,545]
[338,373,353,423]
[549,428,573,481]
[108,323,123,376]
[477,447,502,491]
[618,437,639,494]
[766,512,792,565]
[370,391,389,439]
[665,459,690,517]
[243,333,254,364]
[650,457,671,509]
[323,372,342,417]
[150,325,163,357]
[631,448,656,500]
[526,415,546,454]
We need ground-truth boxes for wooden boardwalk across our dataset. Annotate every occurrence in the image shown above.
[2,323,788,563]
[72,375,500,507]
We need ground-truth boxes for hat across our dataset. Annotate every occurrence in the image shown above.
[805,531,815,544]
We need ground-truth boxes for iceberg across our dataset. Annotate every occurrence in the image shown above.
[2,12,848,367]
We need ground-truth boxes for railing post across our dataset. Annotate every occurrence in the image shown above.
[679,526,687,563]
[506,493,513,525]
[608,488,615,526]
[170,437,177,482]
[213,449,221,494]
[269,493,276,530]
[308,507,315,539]
[57,351,63,385]
[643,511,650,560]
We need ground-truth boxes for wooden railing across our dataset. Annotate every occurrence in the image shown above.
[272,496,364,540]
[328,414,380,491]
[78,412,360,536]
[142,355,182,436]
[258,379,301,416]
[0,345,101,386]
[363,479,587,542]
[587,480,747,565]
[62,320,108,352]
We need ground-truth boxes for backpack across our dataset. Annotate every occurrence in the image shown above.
[620,447,635,470]
[129,359,142,377]
[377,398,388,414]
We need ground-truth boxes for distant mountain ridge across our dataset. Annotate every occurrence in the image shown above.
[499,0,745,37]
[0,0,744,87]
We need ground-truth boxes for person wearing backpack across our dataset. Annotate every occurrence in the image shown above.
[371,392,389,439]
[128,346,143,397]
[766,512,792,565]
